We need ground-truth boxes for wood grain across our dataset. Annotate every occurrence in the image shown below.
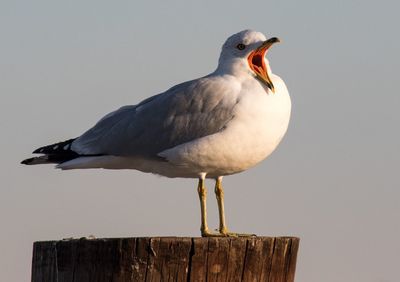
[32,236,299,282]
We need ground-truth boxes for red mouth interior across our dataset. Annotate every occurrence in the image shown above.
[248,49,267,76]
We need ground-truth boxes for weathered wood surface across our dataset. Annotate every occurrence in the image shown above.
[32,236,299,282]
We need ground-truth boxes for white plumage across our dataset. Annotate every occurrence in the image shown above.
[58,31,290,177]
[22,30,291,236]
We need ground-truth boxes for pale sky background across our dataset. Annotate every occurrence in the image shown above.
[1,1,399,281]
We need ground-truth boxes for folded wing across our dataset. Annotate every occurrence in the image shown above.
[72,76,241,159]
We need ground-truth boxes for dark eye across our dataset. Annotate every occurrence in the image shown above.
[236,43,246,50]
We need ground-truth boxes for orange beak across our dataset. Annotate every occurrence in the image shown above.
[247,37,280,93]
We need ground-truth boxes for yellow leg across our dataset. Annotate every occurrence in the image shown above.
[214,177,256,237]
[215,177,228,234]
[197,175,214,237]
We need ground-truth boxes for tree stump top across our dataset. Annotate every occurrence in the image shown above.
[32,236,299,282]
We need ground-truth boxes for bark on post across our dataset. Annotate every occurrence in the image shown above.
[32,236,299,282]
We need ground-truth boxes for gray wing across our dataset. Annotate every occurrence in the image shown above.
[71,76,240,157]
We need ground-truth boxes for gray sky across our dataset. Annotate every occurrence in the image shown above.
[1,0,399,281]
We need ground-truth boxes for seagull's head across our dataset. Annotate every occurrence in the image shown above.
[218,30,280,93]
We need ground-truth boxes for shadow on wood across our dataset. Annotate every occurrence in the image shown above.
[32,236,299,282]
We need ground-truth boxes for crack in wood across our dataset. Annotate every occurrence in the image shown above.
[267,237,277,281]
[186,238,194,282]
[239,238,248,282]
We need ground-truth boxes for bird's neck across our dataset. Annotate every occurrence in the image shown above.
[215,58,272,81]
[216,58,246,75]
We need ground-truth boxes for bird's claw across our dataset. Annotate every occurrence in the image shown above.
[218,229,257,237]
[201,228,256,237]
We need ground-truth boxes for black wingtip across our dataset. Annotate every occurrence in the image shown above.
[21,158,34,165]
[32,148,44,154]
[32,138,76,155]
[24,138,87,166]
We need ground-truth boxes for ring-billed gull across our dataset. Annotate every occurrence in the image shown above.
[22,30,291,237]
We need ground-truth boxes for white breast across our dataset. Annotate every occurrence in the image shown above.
[160,74,291,177]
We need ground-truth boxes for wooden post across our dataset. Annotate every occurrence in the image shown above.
[32,236,299,282]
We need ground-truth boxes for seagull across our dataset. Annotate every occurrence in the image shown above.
[21,30,291,237]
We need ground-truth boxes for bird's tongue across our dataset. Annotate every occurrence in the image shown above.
[248,49,267,77]
[248,48,275,92]
[247,37,280,93]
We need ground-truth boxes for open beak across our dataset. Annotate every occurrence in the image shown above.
[247,37,280,93]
